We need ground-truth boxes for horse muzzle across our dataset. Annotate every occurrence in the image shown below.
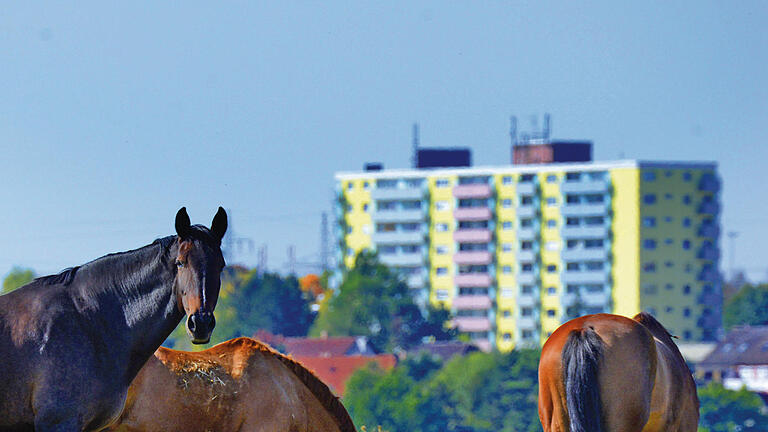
[186,311,216,344]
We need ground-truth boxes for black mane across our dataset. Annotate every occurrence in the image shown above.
[36,267,81,286]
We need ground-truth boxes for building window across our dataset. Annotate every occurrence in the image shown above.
[436,178,450,188]
[402,223,421,232]
[502,199,512,208]
[684,308,691,317]
[565,172,581,182]
[347,248,355,257]
[502,221,513,230]
[436,289,449,300]
[566,194,580,204]
[503,310,512,318]
[521,307,533,317]
[547,219,557,228]
[503,332,512,341]
[683,217,691,227]
[546,174,557,183]
[436,223,449,232]
[520,241,533,250]
[346,182,354,190]
[665,306,674,314]
[436,245,449,255]
[584,239,604,249]
[683,285,691,295]
[643,194,656,204]
[363,203,369,212]
[566,262,580,271]
[643,239,657,250]
[546,241,559,251]
[521,285,534,294]
[547,264,557,273]
[520,218,533,228]
[502,176,513,185]
[643,262,656,273]
[665,193,673,200]
[502,243,513,252]
[643,284,657,294]
[683,330,692,340]
[436,267,448,276]
[520,195,534,206]
[566,217,580,226]
[435,201,450,211]
[584,216,604,226]
[683,172,692,181]
[522,330,533,339]
[584,194,604,204]
[520,174,535,183]
[665,238,673,245]
[502,266,512,274]
[683,195,691,205]
[642,172,656,181]
[546,197,557,207]
[682,240,691,250]
[379,246,397,255]
[501,288,514,298]
[547,309,557,318]
[665,260,674,268]
[521,263,534,273]
[547,287,557,295]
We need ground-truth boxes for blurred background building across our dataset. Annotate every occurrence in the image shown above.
[334,117,721,351]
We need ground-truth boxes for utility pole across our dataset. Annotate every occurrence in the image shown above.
[727,231,739,281]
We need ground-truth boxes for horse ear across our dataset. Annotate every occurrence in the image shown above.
[175,207,192,239]
[210,207,228,242]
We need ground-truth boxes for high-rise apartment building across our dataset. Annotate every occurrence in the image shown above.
[334,141,721,352]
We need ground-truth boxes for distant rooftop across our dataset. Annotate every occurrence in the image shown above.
[699,326,768,367]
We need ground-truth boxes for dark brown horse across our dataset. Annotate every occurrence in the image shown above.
[538,313,699,432]
[107,337,356,432]
[0,207,227,432]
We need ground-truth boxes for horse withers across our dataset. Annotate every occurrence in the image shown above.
[107,337,357,432]
[0,207,227,432]
[538,313,699,432]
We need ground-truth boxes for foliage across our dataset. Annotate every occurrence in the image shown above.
[165,267,314,350]
[723,284,768,329]
[344,349,543,432]
[2,266,36,294]
[311,251,456,351]
[698,382,768,432]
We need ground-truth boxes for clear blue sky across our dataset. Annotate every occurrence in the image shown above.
[1,2,766,281]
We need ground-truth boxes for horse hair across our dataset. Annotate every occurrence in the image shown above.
[562,327,604,432]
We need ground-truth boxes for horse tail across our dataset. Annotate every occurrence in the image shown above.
[562,326,604,432]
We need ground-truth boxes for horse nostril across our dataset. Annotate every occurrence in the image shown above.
[187,315,197,333]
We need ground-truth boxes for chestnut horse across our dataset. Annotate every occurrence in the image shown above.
[107,337,356,432]
[0,207,227,432]
[538,313,699,432]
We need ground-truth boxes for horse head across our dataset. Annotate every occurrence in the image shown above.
[173,207,227,344]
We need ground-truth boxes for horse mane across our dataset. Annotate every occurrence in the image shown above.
[36,266,80,286]
[633,312,689,368]
[240,338,357,432]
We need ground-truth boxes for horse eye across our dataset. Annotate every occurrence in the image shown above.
[176,260,185,268]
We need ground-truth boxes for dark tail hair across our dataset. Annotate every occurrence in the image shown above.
[562,327,604,432]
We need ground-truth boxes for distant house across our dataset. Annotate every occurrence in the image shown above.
[255,331,396,396]
[698,326,768,395]
[406,341,480,362]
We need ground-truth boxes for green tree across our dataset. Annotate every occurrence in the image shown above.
[2,266,36,294]
[698,382,768,432]
[723,284,768,329]
[312,251,457,351]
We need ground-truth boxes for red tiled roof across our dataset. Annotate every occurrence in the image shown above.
[294,354,397,396]
[254,330,365,357]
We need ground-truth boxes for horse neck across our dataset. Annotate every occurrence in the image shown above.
[77,238,184,381]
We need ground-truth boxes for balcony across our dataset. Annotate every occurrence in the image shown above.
[698,224,720,239]
[698,201,720,216]
[454,228,493,243]
[561,225,611,239]
[517,316,538,329]
[517,294,539,308]
[561,203,610,217]
[516,182,537,195]
[454,316,492,332]
[561,179,610,194]
[561,270,610,284]
[516,272,538,285]
[406,273,426,288]
[517,226,539,241]
[697,291,721,306]
[562,290,611,308]
[455,273,493,287]
[372,230,425,244]
[697,245,720,262]
[453,184,493,199]
[370,187,424,201]
[453,295,493,310]
[516,205,537,219]
[561,247,610,262]
[699,174,720,193]
[372,209,425,223]
[454,207,493,221]
[379,253,426,267]
[516,249,537,262]
[454,251,493,265]
[698,268,720,283]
